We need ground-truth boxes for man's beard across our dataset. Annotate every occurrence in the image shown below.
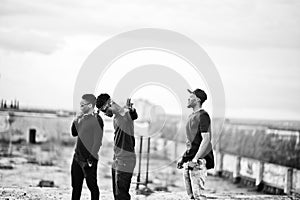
[187,99,197,108]
[187,101,193,108]
[104,108,113,117]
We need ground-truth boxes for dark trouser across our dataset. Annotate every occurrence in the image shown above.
[111,158,136,200]
[112,168,133,200]
[71,158,99,200]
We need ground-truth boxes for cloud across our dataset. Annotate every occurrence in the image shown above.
[0,29,64,54]
[0,0,300,120]
[1,0,300,54]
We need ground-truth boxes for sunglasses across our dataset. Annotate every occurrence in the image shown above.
[80,102,91,107]
[101,99,112,111]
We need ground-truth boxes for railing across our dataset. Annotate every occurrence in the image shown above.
[214,151,300,195]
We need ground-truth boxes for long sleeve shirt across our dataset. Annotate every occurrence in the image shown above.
[113,108,138,160]
[71,113,104,161]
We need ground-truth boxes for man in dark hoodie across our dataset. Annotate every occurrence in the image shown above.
[177,89,214,200]
[96,94,138,200]
[71,94,104,200]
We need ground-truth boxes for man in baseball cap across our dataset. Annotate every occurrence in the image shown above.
[177,88,214,200]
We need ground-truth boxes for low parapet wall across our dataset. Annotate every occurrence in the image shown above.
[214,151,300,195]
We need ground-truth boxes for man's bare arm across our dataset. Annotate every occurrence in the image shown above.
[192,132,212,162]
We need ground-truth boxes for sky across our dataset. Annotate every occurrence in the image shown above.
[0,0,300,120]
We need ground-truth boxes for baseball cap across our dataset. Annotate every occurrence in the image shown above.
[187,88,207,103]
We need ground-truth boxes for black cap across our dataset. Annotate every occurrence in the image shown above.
[187,88,207,103]
[96,93,110,109]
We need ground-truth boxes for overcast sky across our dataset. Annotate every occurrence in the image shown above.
[0,0,300,120]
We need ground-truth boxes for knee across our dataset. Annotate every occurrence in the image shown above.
[72,182,83,189]
[86,177,98,189]
[71,178,83,188]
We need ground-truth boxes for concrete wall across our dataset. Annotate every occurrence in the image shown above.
[0,111,73,143]
[215,152,300,195]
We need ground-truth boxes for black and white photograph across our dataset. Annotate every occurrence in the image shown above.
[0,0,300,199]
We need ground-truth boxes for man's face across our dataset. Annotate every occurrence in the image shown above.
[187,93,200,108]
[80,99,92,114]
[101,98,112,111]
[101,98,114,117]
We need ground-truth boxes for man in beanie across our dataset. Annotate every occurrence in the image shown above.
[177,89,214,200]
[96,94,138,200]
[71,94,104,200]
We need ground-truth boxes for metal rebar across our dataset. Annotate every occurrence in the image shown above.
[136,136,143,190]
[145,137,150,187]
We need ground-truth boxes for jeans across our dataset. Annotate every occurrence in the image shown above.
[183,159,207,200]
[111,158,136,200]
[71,157,99,200]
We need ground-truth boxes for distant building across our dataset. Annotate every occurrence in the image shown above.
[0,110,74,144]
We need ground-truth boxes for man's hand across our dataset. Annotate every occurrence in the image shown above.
[187,161,197,169]
[75,112,84,121]
[177,158,184,169]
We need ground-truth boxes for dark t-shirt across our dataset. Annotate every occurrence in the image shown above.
[71,113,104,161]
[182,109,214,169]
[113,109,137,160]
